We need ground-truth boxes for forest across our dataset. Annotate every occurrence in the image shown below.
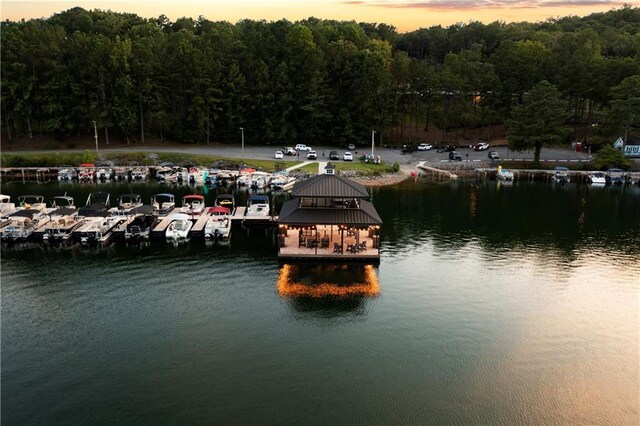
[1,6,639,149]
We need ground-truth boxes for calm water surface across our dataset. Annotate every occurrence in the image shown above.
[2,180,639,424]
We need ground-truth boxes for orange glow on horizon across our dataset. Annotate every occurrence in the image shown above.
[0,1,625,33]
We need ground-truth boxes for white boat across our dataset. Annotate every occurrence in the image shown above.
[588,172,606,185]
[17,195,47,211]
[188,167,205,184]
[108,193,143,215]
[165,213,193,240]
[57,167,77,181]
[204,206,232,243]
[0,209,46,242]
[250,171,270,189]
[245,194,270,217]
[42,209,82,243]
[236,173,251,187]
[77,163,95,181]
[496,167,514,181]
[270,175,296,190]
[78,216,122,244]
[131,167,148,181]
[551,166,570,184]
[180,195,206,215]
[50,195,76,209]
[0,195,17,218]
[96,167,113,181]
[176,167,189,183]
[114,167,129,181]
[152,193,175,217]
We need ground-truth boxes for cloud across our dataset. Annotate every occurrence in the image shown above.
[343,0,623,10]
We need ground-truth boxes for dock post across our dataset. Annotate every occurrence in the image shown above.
[22,168,25,184]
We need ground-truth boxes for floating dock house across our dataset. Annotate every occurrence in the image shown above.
[277,173,382,264]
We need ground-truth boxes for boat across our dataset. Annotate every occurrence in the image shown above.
[125,214,157,241]
[152,193,176,217]
[250,171,270,189]
[0,209,45,242]
[270,175,296,191]
[49,195,76,209]
[131,167,148,181]
[588,172,606,185]
[245,194,270,217]
[96,167,113,181]
[78,216,122,245]
[551,166,570,184]
[0,195,17,218]
[188,167,206,184]
[180,194,206,215]
[114,167,129,181]
[215,194,236,214]
[165,213,193,240]
[155,166,173,182]
[78,192,110,217]
[77,163,95,181]
[108,193,143,215]
[204,206,232,243]
[57,166,77,181]
[607,168,625,185]
[17,195,47,211]
[176,167,189,183]
[496,167,514,181]
[42,208,81,244]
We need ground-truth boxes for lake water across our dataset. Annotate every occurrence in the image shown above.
[2,180,639,424]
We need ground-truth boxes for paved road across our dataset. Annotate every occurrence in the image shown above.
[6,144,595,167]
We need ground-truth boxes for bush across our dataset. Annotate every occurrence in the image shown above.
[391,162,400,173]
[594,145,631,170]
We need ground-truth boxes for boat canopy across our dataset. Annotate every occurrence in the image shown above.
[208,206,231,215]
[50,196,74,207]
[248,195,269,204]
[183,194,205,201]
[18,195,45,204]
[119,193,142,202]
[554,166,569,171]
[79,163,95,168]
[10,209,41,218]
[154,193,174,199]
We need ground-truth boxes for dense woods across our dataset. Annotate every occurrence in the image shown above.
[2,6,639,149]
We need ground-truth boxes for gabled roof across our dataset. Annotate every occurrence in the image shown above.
[278,199,382,226]
[291,174,369,198]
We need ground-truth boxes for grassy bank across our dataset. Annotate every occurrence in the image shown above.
[0,151,299,173]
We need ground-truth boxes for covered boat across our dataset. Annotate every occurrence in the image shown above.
[215,194,235,214]
[180,194,205,215]
[204,206,232,243]
[246,194,270,217]
[152,193,176,217]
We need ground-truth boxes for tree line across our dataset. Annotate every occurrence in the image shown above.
[1,6,639,149]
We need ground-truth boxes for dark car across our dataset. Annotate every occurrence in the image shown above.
[449,151,462,161]
[401,145,415,154]
[329,150,340,160]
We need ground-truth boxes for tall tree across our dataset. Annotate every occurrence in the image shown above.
[507,80,568,163]
[607,74,640,144]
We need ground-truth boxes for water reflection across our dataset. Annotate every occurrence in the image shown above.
[277,264,380,298]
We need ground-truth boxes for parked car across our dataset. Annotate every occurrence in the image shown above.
[346,143,356,150]
[283,147,296,155]
[343,151,353,161]
[274,150,284,159]
[449,151,462,161]
[307,150,318,160]
[436,144,458,153]
[295,144,311,151]
[488,151,500,160]
[401,145,414,154]
[329,150,340,160]
[475,142,490,151]
[417,143,433,151]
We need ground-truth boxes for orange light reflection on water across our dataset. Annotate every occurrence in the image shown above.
[277,264,380,298]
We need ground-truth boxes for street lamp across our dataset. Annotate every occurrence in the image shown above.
[371,130,376,158]
[92,120,99,156]
[239,127,245,161]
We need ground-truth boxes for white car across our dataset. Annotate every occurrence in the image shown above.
[417,143,433,151]
[307,150,318,160]
[475,142,490,151]
[343,151,353,161]
[274,150,284,159]
[295,144,311,151]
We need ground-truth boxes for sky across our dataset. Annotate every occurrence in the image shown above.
[0,0,626,32]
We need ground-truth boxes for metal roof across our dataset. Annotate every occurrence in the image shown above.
[278,199,382,226]
[291,174,369,198]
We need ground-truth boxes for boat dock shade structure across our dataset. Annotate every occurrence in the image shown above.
[277,174,382,263]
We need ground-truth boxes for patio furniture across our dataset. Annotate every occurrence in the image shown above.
[333,243,342,254]
[321,237,330,248]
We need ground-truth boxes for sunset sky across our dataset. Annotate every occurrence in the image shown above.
[1,0,625,32]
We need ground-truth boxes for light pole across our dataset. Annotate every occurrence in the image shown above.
[371,130,376,158]
[92,120,99,156]
[239,127,245,161]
